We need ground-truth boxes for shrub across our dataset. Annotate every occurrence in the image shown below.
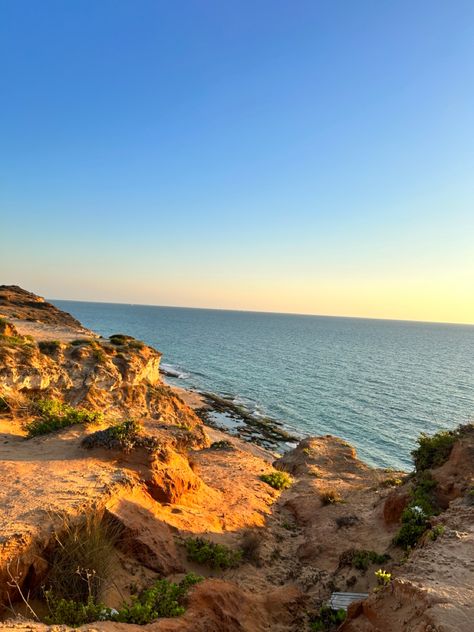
[335,515,359,529]
[115,574,202,624]
[310,605,346,631]
[81,419,159,453]
[70,339,95,346]
[412,429,458,472]
[340,549,390,571]
[38,340,61,355]
[427,524,445,540]
[26,399,103,437]
[44,593,110,627]
[380,476,403,488]
[44,573,202,627]
[109,334,145,350]
[210,440,234,450]
[260,471,292,490]
[393,471,440,550]
[320,489,343,505]
[109,334,133,345]
[184,537,242,569]
[45,512,121,603]
[240,529,263,564]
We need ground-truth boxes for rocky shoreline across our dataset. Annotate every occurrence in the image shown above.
[1,285,473,632]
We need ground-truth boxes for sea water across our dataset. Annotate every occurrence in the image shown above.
[54,300,474,470]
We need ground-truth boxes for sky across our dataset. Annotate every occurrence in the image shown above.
[1,0,473,324]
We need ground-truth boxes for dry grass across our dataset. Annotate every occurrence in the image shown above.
[45,511,122,602]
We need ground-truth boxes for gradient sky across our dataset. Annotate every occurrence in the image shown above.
[1,1,473,323]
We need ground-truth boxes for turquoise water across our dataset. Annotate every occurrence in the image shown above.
[54,300,474,470]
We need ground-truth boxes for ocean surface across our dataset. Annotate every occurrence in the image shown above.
[54,300,474,470]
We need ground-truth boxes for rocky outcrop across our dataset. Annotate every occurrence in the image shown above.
[0,285,87,330]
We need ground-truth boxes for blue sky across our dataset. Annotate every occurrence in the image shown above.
[1,1,473,322]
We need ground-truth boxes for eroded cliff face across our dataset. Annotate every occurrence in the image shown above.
[0,288,473,632]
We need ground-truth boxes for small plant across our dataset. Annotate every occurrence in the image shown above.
[335,515,359,529]
[109,334,145,350]
[412,429,458,472]
[340,549,390,571]
[70,338,95,346]
[38,340,61,355]
[427,524,445,540]
[81,419,159,453]
[240,529,263,564]
[260,471,292,490]
[310,605,346,631]
[320,489,343,505]
[210,440,234,450]
[44,593,111,627]
[375,568,391,586]
[184,537,242,569]
[380,476,403,488]
[25,399,103,437]
[115,574,202,624]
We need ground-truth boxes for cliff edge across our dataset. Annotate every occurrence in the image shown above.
[0,288,472,632]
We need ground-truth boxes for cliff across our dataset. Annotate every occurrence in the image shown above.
[0,288,472,632]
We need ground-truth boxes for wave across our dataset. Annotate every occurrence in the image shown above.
[161,363,191,380]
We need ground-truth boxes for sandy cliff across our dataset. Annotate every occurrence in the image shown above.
[0,287,472,632]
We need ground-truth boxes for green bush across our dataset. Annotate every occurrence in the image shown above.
[44,593,110,627]
[81,419,159,453]
[115,574,202,624]
[109,334,145,350]
[260,471,292,490]
[44,574,202,627]
[38,340,61,355]
[184,537,242,569]
[310,605,346,631]
[346,549,390,571]
[412,429,458,472]
[25,399,103,437]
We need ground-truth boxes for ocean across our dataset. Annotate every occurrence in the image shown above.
[54,300,474,470]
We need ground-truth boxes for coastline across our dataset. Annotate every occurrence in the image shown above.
[163,374,301,454]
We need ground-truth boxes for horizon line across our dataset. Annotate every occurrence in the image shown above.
[50,296,474,328]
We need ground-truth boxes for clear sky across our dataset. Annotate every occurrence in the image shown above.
[1,1,473,324]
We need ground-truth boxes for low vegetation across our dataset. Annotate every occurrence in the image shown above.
[393,471,439,549]
[184,537,242,569]
[209,440,234,450]
[38,340,61,355]
[115,574,202,624]
[45,574,202,626]
[320,489,343,505]
[109,333,145,350]
[260,470,292,490]
[40,511,201,627]
[45,512,120,603]
[339,548,390,571]
[310,605,346,631]
[412,428,459,472]
[25,398,103,437]
[81,419,160,453]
